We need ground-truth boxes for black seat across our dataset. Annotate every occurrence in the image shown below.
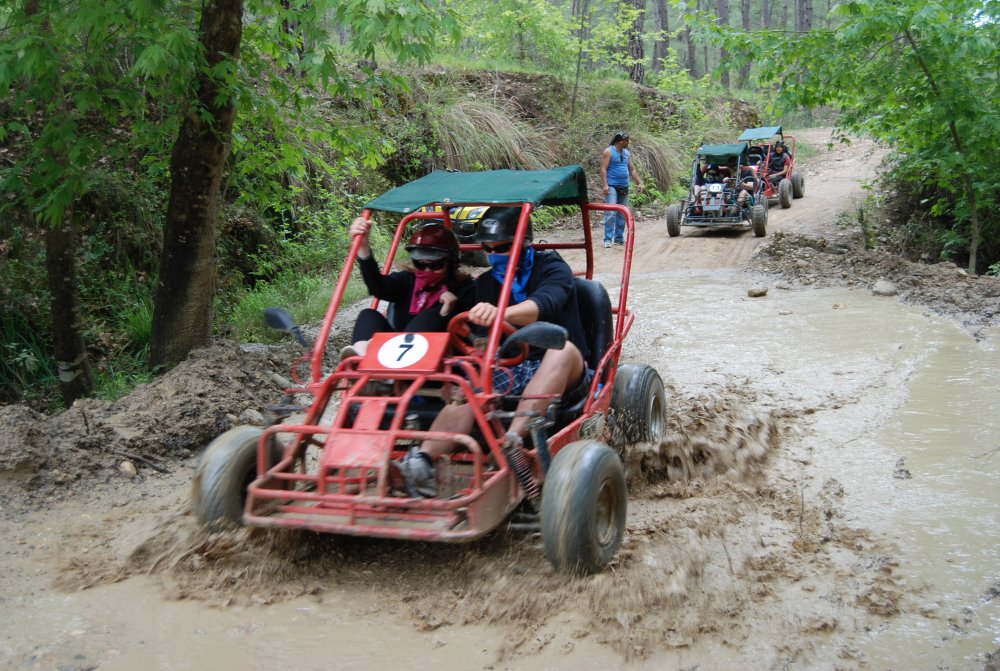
[573,277,613,375]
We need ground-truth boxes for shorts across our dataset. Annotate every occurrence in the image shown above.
[493,359,543,396]
[492,360,595,403]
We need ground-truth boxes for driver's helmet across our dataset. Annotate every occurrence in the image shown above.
[476,206,532,243]
[705,163,721,181]
[774,140,786,152]
[405,223,459,263]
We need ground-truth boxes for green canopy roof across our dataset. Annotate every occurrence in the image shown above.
[737,126,783,142]
[364,165,588,214]
[697,143,749,162]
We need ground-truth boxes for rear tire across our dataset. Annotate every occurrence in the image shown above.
[778,179,793,208]
[192,426,282,531]
[752,203,768,237]
[610,363,666,448]
[792,172,805,199]
[542,440,627,574]
[666,203,681,237]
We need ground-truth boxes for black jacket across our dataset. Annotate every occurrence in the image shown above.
[358,255,472,331]
[464,250,588,362]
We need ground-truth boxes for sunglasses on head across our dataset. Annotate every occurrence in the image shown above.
[412,258,446,271]
[481,241,513,254]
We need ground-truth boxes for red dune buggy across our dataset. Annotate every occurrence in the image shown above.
[737,125,804,209]
[192,165,666,574]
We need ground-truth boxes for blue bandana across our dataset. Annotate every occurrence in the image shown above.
[489,246,535,303]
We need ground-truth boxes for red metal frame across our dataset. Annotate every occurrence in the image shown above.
[243,197,636,542]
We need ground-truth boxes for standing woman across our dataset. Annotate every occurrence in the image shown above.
[341,217,471,359]
[600,131,644,248]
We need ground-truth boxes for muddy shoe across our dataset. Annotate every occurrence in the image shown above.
[339,345,359,362]
[399,446,436,498]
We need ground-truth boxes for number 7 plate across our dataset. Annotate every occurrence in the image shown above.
[358,332,451,374]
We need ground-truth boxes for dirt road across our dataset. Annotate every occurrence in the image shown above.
[2,129,999,671]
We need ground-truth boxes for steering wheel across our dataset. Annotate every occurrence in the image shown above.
[447,312,529,368]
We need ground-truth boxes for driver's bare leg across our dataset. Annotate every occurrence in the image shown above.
[506,343,585,439]
[406,343,585,496]
[421,403,475,460]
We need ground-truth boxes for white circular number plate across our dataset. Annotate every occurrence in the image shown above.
[376,333,430,369]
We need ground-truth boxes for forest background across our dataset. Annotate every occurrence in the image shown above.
[1,0,998,409]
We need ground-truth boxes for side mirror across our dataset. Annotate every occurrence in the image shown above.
[263,307,309,348]
[499,322,567,358]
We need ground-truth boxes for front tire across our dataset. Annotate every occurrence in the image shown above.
[752,203,768,237]
[542,440,627,574]
[666,203,681,237]
[778,179,793,208]
[610,363,666,448]
[192,426,282,531]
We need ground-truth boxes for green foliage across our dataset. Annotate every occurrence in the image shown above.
[93,355,153,402]
[0,313,57,406]
[449,0,576,74]
[695,0,1000,270]
[1,0,756,406]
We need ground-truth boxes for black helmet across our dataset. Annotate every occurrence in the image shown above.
[476,206,532,243]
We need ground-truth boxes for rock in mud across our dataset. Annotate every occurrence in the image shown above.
[748,286,769,298]
[872,279,898,296]
[119,460,138,478]
[240,408,266,425]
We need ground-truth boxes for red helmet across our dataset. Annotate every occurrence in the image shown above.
[406,223,459,263]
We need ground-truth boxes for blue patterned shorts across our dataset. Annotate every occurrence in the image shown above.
[493,359,543,396]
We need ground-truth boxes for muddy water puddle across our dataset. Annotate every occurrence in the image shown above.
[4,269,999,671]
[626,269,1000,669]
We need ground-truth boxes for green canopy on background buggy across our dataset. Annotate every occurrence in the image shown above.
[737,126,783,142]
[697,143,749,162]
[364,165,588,214]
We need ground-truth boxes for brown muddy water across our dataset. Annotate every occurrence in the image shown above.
[3,269,998,671]
[625,269,1000,670]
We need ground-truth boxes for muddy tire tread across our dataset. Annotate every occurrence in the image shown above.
[192,426,278,531]
[542,440,627,574]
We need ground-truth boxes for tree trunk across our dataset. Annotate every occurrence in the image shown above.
[45,207,95,404]
[686,0,698,77]
[149,0,243,369]
[738,0,751,87]
[571,0,591,116]
[652,0,669,73]
[625,0,647,84]
[26,0,94,404]
[796,0,813,31]
[717,0,730,88]
[700,0,709,76]
[762,0,772,28]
